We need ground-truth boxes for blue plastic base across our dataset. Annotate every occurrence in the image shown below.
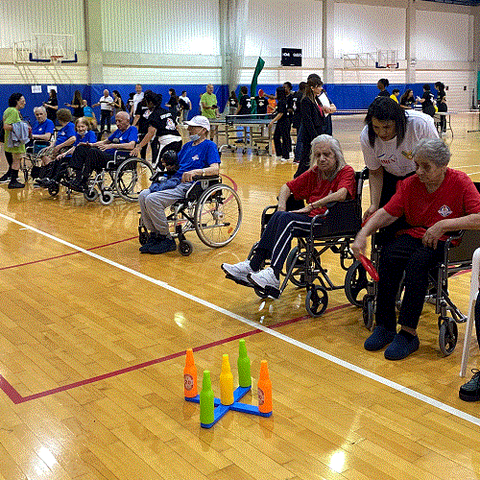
[186,386,273,428]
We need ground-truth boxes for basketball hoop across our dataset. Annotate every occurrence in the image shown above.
[50,55,63,64]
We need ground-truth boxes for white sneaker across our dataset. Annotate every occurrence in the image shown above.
[222,260,255,285]
[248,267,280,298]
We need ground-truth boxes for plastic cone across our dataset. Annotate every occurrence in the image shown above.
[183,349,198,398]
[219,354,234,405]
[200,370,215,425]
[237,339,251,388]
[257,360,272,414]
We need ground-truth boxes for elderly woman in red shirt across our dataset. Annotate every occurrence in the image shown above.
[222,134,356,299]
[353,138,480,360]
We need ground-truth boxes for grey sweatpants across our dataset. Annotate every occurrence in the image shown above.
[138,182,192,237]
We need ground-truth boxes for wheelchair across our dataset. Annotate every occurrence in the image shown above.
[344,213,480,357]
[47,150,154,205]
[245,169,367,316]
[138,175,242,256]
[23,139,53,181]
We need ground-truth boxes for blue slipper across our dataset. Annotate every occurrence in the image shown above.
[384,333,419,360]
[364,325,396,351]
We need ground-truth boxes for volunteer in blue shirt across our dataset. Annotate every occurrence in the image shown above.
[70,111,138,191]
[138,115,220,254]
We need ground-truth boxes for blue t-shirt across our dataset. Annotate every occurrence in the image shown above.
[83,106,94,118]
[56,122,76,146]
[74,130,96,146]
[32,119,55,137]
[106,126,138,154]
[176,139,220,177]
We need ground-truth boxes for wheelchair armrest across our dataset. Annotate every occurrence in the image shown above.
[192,174,220,181]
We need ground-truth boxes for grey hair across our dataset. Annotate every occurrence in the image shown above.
[34,106,46,114]
[413,138,451,167]
[309,134,346,181]
[116,111,130,121]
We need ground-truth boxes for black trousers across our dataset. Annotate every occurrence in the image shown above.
[273,120,291,159]
[376,234,444,331]
[100,110,112,133]
[71,144,113,181]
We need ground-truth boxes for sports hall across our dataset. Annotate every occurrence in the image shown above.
[1,0,480,478]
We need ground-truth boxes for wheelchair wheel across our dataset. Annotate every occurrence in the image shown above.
[179,240,193,256]
[100,191,114,205]
[344,260,368,307]
[362,295,375,330]
[285,247,306,288]
[47,183,59,197]
[305,285,328,317]
[194,184,242,248]
[84,188,99,202]
[114,158,154,202]
[438,317,458,356]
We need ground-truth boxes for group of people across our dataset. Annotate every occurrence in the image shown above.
[227,78,337,166]
[377,79,448,133]
[221,93,480,362]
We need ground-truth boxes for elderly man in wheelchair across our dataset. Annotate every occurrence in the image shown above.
[222,134,356,299]
[138,115,220,254]
[69,111,138,192]
[352,138,480,361]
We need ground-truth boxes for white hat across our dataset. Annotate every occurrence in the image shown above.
[185,115,210,131]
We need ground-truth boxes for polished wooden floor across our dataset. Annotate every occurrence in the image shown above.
[1,113,480,480]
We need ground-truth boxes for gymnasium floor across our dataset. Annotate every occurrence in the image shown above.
[1,113,480,479]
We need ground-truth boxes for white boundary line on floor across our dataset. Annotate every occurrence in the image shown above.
[2,211,479,427]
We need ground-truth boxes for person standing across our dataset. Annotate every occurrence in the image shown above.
[228,91,238,115]
[165,88,179,123]
[65,90,83,120]
[131,84,144,117]
[236,86,252,115]
[178,91,192,122]
[417,84,436,117]
[318,82,336,136]
[269,87,291,162]
[93,89,114,138]
[292,82,306,163]
[256,89,268,115]
[201,84,219,139]
[2,93,27,188]
[376,78,390,98]
[435,82,448,135]
[295,74,325,177]
[43,89,58,123]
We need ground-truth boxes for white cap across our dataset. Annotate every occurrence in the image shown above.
[185,115,210,131]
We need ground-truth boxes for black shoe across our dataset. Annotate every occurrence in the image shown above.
[364,325,396,351]
[459,369,480,402]
[143,237,177,254]
[0,172,11,183]
[8,180,25,189]
[139,233,166,252]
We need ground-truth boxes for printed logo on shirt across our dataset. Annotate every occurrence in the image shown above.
[438,205,452,217]
[380,155,396,165]
[401,150,413,160]
[166,118,176,130]
[192,154,199,161]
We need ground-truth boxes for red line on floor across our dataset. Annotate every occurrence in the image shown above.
[0,236,138,271]
[0,303,351,404]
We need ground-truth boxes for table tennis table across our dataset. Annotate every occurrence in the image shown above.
[211,114,275,154]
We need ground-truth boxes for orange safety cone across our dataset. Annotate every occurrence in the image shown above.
[257,360,272,414]
[183,349,198,398]
[219,354,234,405]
